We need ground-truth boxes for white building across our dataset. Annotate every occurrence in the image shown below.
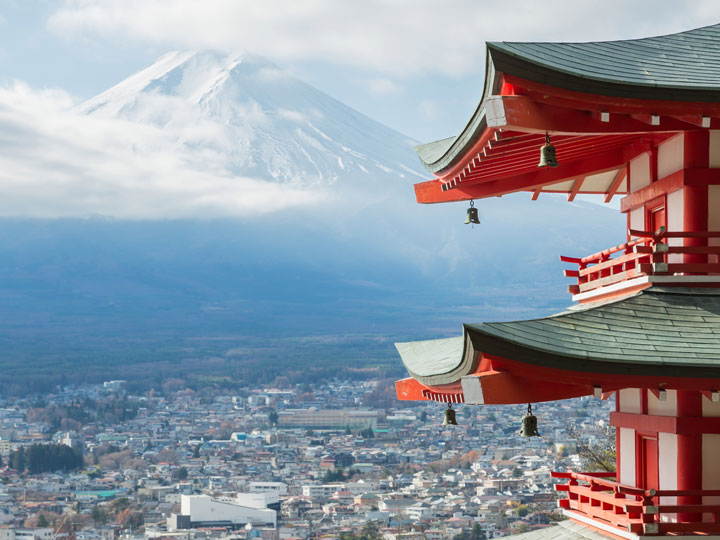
[178,495,276,528]
[0,529,54,540]
[248,482,288,495]
[301,484,343,498]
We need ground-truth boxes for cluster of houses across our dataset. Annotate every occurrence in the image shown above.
[0,380,613,540]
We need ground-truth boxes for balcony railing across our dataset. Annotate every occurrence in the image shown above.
[560,227,720,296]
[553,471,720,536]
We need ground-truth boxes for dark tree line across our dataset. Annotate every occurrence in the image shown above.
[10,444,83,474]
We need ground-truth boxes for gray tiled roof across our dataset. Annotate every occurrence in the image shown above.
[490,24,720,91]
[398,288,720,386]
[507,520,615,540]
[395,337,465,378]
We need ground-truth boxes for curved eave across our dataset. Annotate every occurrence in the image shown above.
[415,50,499,175]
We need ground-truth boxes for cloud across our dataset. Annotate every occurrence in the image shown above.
[47,1,720,77]
[366,78,401,96]
[0,82,321,219]
[418,100,437,121]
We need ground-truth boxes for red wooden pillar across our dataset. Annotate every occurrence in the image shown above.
[683,131,709,266]
[676,390,702,523]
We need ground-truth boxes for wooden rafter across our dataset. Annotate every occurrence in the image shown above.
[604,167,627,203]
[567,176,586,202]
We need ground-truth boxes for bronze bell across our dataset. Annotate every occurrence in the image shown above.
[538,133,559,168]
[465,200,480,225]
[442,405,458,426]
[519,403,540,437]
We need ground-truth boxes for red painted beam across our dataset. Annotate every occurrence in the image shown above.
[620,168,720,212]
[503,74,720,116]
[486,95,701,136]
[609,411,720,435]
[620,169,685,213]
[462,371,593,404]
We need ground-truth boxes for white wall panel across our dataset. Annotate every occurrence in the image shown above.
[709,130,720,168]
[667,189,684,264]
[703,394,720,417]
[630,208,644,233]
[619,388,642,413]
[619,427,636,486]
[648,389,677,416]
[658,134,684,179]
[630,153,651,191]
[658,433,678,521]
[709,186,720,265]
[704,435,720,505]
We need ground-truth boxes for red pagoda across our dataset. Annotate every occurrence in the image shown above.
[395,24,720,538]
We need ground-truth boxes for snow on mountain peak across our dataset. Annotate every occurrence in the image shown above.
[76,50,424,187]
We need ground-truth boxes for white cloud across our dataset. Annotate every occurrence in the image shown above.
[47,0,720,76]
[49,0,720,75]
[366,78,401,95]
[0,82,321,219]
[418,99,437,121]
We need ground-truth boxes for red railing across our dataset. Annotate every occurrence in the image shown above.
[561,227,720,295]
[553,471,720,536]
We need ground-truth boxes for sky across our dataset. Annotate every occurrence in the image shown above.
[1,1,720,218]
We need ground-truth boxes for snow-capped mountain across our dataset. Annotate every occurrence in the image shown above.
[77,50,425,186]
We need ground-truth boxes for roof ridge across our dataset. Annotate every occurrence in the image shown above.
[489,22,720,48]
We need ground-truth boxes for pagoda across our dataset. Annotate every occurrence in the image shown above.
[394,24,720,538]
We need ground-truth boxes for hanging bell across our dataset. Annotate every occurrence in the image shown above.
[519,403,540,437]
[465,200,480,225]
[442,404,458,426]
[538,133,559,168]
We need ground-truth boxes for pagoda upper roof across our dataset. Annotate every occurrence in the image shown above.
[396,288,720,387]
[418,23,720,176]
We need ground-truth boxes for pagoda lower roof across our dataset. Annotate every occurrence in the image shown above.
[505,520,608,540]
[396,288,720,388]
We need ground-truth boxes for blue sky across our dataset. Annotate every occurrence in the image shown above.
[3,1,720,142]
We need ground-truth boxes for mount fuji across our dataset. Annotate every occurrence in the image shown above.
[76,50,424,188]
[0,51,624,391]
